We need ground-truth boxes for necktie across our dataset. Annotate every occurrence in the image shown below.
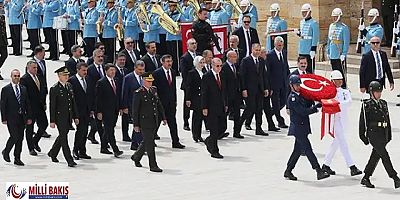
[130,50,136,62]
[234,49,238,55]
[246,30,251,52]
[302,71,306,74]
[152,56,158,67]
[82,77,87,92]
[98,65,104,77]
[15,85,20,104]
[376,52,382,79]
[216,73,221,89]
[279,52,283,62]
[34,75,40,90]
[167,70,172,86]
[111,79,116,94]
[255,58,259,73]
[231,64,236,77]
[120,68,124,76]
[38,60,44,74]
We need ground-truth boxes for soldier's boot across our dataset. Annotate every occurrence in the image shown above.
[316,168,330,180]
[393,176,400,189]
[322,164,336,175]
[361,176,375,188]
[284,170,298,181]
[350,165,363,176]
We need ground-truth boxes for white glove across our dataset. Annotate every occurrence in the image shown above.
[393,27,400,35]
[340,55,346,62]
[309,51,316,59]
[358,24,365,31]
[294,28,300,35]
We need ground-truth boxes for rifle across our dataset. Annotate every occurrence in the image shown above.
[391,4,399,57]
[356,1,364,54]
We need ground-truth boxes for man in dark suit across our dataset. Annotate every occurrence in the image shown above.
[65,45,85,76]
[152,54,185,149]
[223,35,245,64]
[68,62,94,160]
[290,56,309,76]
[234,43,269,136]
[232,15,260,57]
[114,53,130,142]
[48,67,79,167]
[201,58,227,159]
[87,49,106,144]
[122,60,145,150]
[87,42,107,66]
[141,41,161,72]
[267,36,289,128]
[359,36,394,93]
[1,69,32,166]
[96,63,124,158]
[222,50,244,139]
[180,38,198,131]
[20,61,48,156]
[120,37,140,73]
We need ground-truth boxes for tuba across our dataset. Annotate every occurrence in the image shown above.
[188,0,200,14]
[151,4,180,35]
[135,2,151,32]
[227,0,242,15]
[114,6,125,41]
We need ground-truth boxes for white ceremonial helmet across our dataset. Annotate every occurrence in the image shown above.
[240,0,250,7]
[270,3,280,17]
[331,8,342,23]
[301,3,311,19]
[330,70,343,80]
[368,8,379,23]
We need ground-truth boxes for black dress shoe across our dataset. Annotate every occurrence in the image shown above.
[245,125,253,130]
[122,137,131,142]
[79,154,92,159]
[361,177,375,188]
[0,75,3,80]
[268,127,280,132]
[397,94,400,97]
[14,159,25,166]
[154,135,161,140]
[350,165,362,176]
[278,123,289,128]
[100,149,113,154]
[316,169,330,180]
[183,126,191,131]
[72,152,80,160]
[29,150,38,156]
[47,152,59,163]
[114,150,124,158]
[233,134,244,139]
[42,132,51,138]
[88,137,99,144]
[130,144,138,151]
[68,161,77,167]
[218,132,229,140]
[393,176,400,189]
[33,144,41,152]
[322,164,336,175]
[284,170,298,181]
[396,103,400,107]
[198,137,204,143]
[211,153,224,159]
[193,137,199,143]
[150,167,163,172]
[131,155,142,167]
[255,130,269,136]
[2,150,11,162]
[172,143,185,149]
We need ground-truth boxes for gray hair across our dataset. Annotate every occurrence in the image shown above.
[71,44,81,53]
[135,60,145,68]
[26,60,37,68]
[229,35,239,42]
[274,36,284,43]
[93,49,102,57]
[193,56,204,67]
[187,38,197,47]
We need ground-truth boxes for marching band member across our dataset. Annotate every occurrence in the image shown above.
[0,0,7,80]
[65,0,81,56]
[209,0,229,34]
[26,0,44,57]
[181,0,194,22]
[6,0,25,56]
[102,0,118,63]
[265,3,287,51]
[326,8,349,88]
[96,0,106,13]
[296,3,319,74]
[143,0,161,44]
[358,8,384,55]
[157,0,169,56]
[123,0,138,42]
[43,0,61,60]
[83,0,99,58]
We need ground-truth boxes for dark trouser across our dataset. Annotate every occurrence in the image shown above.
[61,30,68,52]
[299,54,313,74]
[88,116,104,141]
[27,29,40,51]
[121,113,130,140]
[162,105,180,145]
[286,134,320,171]
[65,30,77,56]
[26,109,48,151]
[133,127,158,168]
[271,87,287,125]
[49,125,73,163]
[157,34,167,56]
[228,92,242,133]
[182,91,190,127]
[74,115,89,155]
[9,24,22,55]
[263,97,276,128]
[166,40,182,74]
[44,28,59,59]
[138,33,146,56]
[103,38,115,64]
[237,93,263,133]
[0,45,8,68]
[191,108,204,140]
[118,39,124,52]
[4,116,25,159]
[364,139,397,178]
[205,113,225,154]
[84,37,96,58]
[330,59,347,88]
[101,117,120,152]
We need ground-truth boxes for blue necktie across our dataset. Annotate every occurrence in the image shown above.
[375,52,382,79]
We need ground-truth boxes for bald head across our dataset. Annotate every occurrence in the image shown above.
[211,58,222,73]
[226,50,238,64]
[370,36,381,51]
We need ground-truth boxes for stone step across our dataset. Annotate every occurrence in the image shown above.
[345,54,400,69]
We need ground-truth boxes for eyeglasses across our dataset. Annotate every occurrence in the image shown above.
[215,65,222,67]
[96,55,104,58]
[371,42,380,45]
[13,75,20,77]
[243,21,251,24]
[99,47,105,50]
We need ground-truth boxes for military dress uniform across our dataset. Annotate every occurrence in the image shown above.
[65,0,81,56]
[265,16,287,51]
[143,5,161,44]
[102,3,118,63]
[327,21,350,87]
[209,6,230,34]
[166,5,186,75]
[237,3,257,29]
[83,1,99,58]
[26,0,43,54]
[361,23,384,54]
[298,17,319,73]
[123,3,138,41]
[6,0,25,55]
[0,6,8,72]
[43,0,61,60]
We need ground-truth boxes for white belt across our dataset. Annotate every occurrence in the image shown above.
[301,36,313,40]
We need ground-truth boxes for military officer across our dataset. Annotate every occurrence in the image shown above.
[284,75,330,181]
[296,3,319,74]
[0,0,7,80]
[26,0,43,57]
[326,8,350,88]
[101,0,118,63]
[43,0,61,60]
[5,0,25,56]
[265,3,287,51]
[64,0,81,56]
[143,0,161,44]
[48,66,79,167]
[83,0,99,58]
[131,72,166,173]
[359,81,400,189]
[123,0,138,42]
[358,8,384,55]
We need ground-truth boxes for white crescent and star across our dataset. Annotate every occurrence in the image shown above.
[300,78,331,92]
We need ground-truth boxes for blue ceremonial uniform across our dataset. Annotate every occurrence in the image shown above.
[124,7,138,40]
[96,0,106,13]
[237,12,256,29]
[143,12,160,43]
[83,7,98,38]
[298,17,319,55]
[181,4,194,22]
[265,16,287,50]
[66,0,80,30]
[43,0,61,28]
[27,0,43,29]
[209,8,230,32]
[6,0,24,25]
[248,4,257,28]
[117,0,127,8]
[102,6,117,38]
[223,3,233,17]
[166,11,185,41]
[362,23,384,54]
[327,22,350,59]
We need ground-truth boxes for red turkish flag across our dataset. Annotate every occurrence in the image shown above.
[299,74,337,101]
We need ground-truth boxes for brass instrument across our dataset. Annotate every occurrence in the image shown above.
[151,3,180,35]
[114,6,125,41]
[188,0,200,14]
[226,0,241,16]
[135,2,151,32]
[176,3,183,15]
[96,12,104,34]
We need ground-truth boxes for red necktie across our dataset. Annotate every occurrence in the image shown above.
[216,73,221,89]
[111,79,116,94]
[167,70,172,86]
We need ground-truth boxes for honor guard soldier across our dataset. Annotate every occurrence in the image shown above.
[358,8,384,54]
[296,3,319,74]
[237,0,257,29]
[209,0,230,33]
[327,8,349,88]
[123,0,138,42]
[359,81,400,189]
[64,0,81,56]
[83,0,99,58]
[43,0,61,60]
[131,72,166,173]
[48,66,79,167]
[26,0,44,57]
[6,0,25,56]
[102,0,118,63]
[0,0,8,80]
[284,75,330,181]
[265,3,287,51]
